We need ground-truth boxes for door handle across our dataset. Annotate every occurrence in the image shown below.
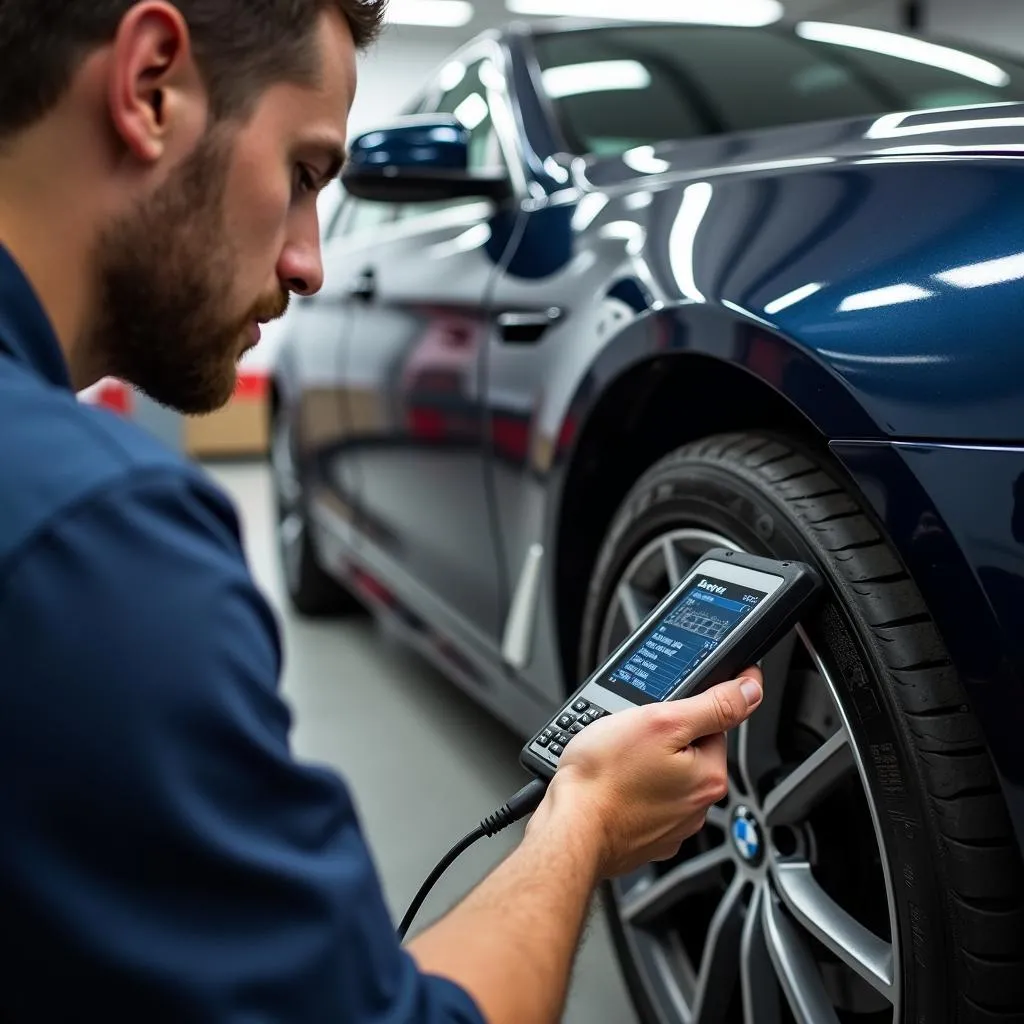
[348,267,377,303]
[496,307,564,344]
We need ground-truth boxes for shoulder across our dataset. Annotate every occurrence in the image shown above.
[0,388,281,721]
[0,369,240,570]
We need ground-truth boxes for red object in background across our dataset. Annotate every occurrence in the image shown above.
[235,371,268,401]
[491,414,531,462]
[80,378,133,416]
[80,371,268,418]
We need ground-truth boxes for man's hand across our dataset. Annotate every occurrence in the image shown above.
[408,670,763,1024]
[528,669,764,878]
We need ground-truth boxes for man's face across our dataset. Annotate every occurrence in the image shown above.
[92,9,355,415]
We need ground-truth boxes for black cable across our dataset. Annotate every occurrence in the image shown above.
[397,826,487,941]
[397,778,548,941]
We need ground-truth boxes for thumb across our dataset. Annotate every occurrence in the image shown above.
[672,668,764,744]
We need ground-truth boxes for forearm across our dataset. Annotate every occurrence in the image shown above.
[407,819,602,1024]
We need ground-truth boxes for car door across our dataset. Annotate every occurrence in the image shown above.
[291,193,398,529]
[340,52,521,643]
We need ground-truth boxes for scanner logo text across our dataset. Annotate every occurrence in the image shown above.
[697,580,727,595]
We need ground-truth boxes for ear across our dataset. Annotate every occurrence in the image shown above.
[106,0,207,165]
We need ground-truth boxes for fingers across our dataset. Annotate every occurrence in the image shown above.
[668,667,764,746]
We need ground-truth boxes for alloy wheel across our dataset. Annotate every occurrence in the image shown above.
[601,528,901,1024]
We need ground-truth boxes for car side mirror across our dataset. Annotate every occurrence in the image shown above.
[341,115,513,204]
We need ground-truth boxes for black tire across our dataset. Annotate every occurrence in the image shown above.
[579,432,1024,1024]
[270,409,363,619]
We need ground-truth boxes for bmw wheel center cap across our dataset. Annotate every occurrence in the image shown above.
[731,806,763,865]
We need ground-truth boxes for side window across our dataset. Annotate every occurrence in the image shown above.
[329,197,397,239]
[532,25,1024,156]
[396,59,507,223]
[437,61,504,174]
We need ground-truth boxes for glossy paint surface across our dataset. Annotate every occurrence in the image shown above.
[347,117,470,172]
[274,25,1024,846]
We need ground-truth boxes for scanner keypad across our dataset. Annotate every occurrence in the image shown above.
[534,698,609,762]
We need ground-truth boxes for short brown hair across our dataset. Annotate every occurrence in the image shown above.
[0,0,387,138]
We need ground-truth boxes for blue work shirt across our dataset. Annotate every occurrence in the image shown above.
[0,244,485,1024]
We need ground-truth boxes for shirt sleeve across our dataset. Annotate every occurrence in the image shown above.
[0,466,485,1024]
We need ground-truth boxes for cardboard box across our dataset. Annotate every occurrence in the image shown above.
[183,373,269,458]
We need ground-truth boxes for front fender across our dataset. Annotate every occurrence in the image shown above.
[633,155,1024,442]
[535,303,880,490]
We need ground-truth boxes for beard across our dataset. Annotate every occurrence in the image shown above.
[90,129,289,415]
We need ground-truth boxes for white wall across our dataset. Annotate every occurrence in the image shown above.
[929,0,1024,56]
[349,29,464,134]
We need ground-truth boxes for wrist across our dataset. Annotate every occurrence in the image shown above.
[524,772,609,881]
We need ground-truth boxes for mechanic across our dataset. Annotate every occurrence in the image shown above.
[0,2,765,1021]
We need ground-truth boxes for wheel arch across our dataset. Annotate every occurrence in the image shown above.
[546,309,884,696]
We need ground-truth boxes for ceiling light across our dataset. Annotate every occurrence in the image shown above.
[721,299,774,328]
[623,145,671,175]
[838,283,932,312]
[817,349,945,366]
[437,61,467,91]
[796,22,1010,87]
[386,0,474,28]
[599,221,647,255]
[935,252,1024,289]
[764,282,824,315]
[429,224,492,260]
[571,193,609,231]
[866,109,1024,139]
[542,60,651,99]
[507,0,782,26]
[669,182,714,304]
[453,93,489,131]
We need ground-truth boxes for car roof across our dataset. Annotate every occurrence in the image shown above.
[505,17,795,38]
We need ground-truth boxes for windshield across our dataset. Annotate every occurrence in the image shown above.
[531,23,1024,157]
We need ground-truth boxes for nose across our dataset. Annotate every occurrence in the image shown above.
[277,222,325,297]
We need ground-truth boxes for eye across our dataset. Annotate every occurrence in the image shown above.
[294,164,318,196]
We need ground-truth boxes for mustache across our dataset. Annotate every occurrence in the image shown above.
[246,289,290,326]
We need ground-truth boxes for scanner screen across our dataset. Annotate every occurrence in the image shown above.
[608,575,769,701]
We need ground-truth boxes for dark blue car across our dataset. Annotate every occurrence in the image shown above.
[270,17,1024,1024]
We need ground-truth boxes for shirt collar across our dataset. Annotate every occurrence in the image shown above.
[0,244,73,391]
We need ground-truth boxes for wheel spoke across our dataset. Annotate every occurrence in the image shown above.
[742,884,784,1024]
[280,512,304,548]
[705,804,730,831]
[772,861,895,1000]
[761,887,841,1024]
[662,536,685,587]
[736,630,797,798]
[272,424,301,506]
[621,845,731,928]
[691,875,747,1024]
[617,582,645,631]
[763,728,854,826]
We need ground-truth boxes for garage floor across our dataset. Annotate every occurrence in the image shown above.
[210,462,638,1024]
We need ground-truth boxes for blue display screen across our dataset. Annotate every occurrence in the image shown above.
[609,576,768,701]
